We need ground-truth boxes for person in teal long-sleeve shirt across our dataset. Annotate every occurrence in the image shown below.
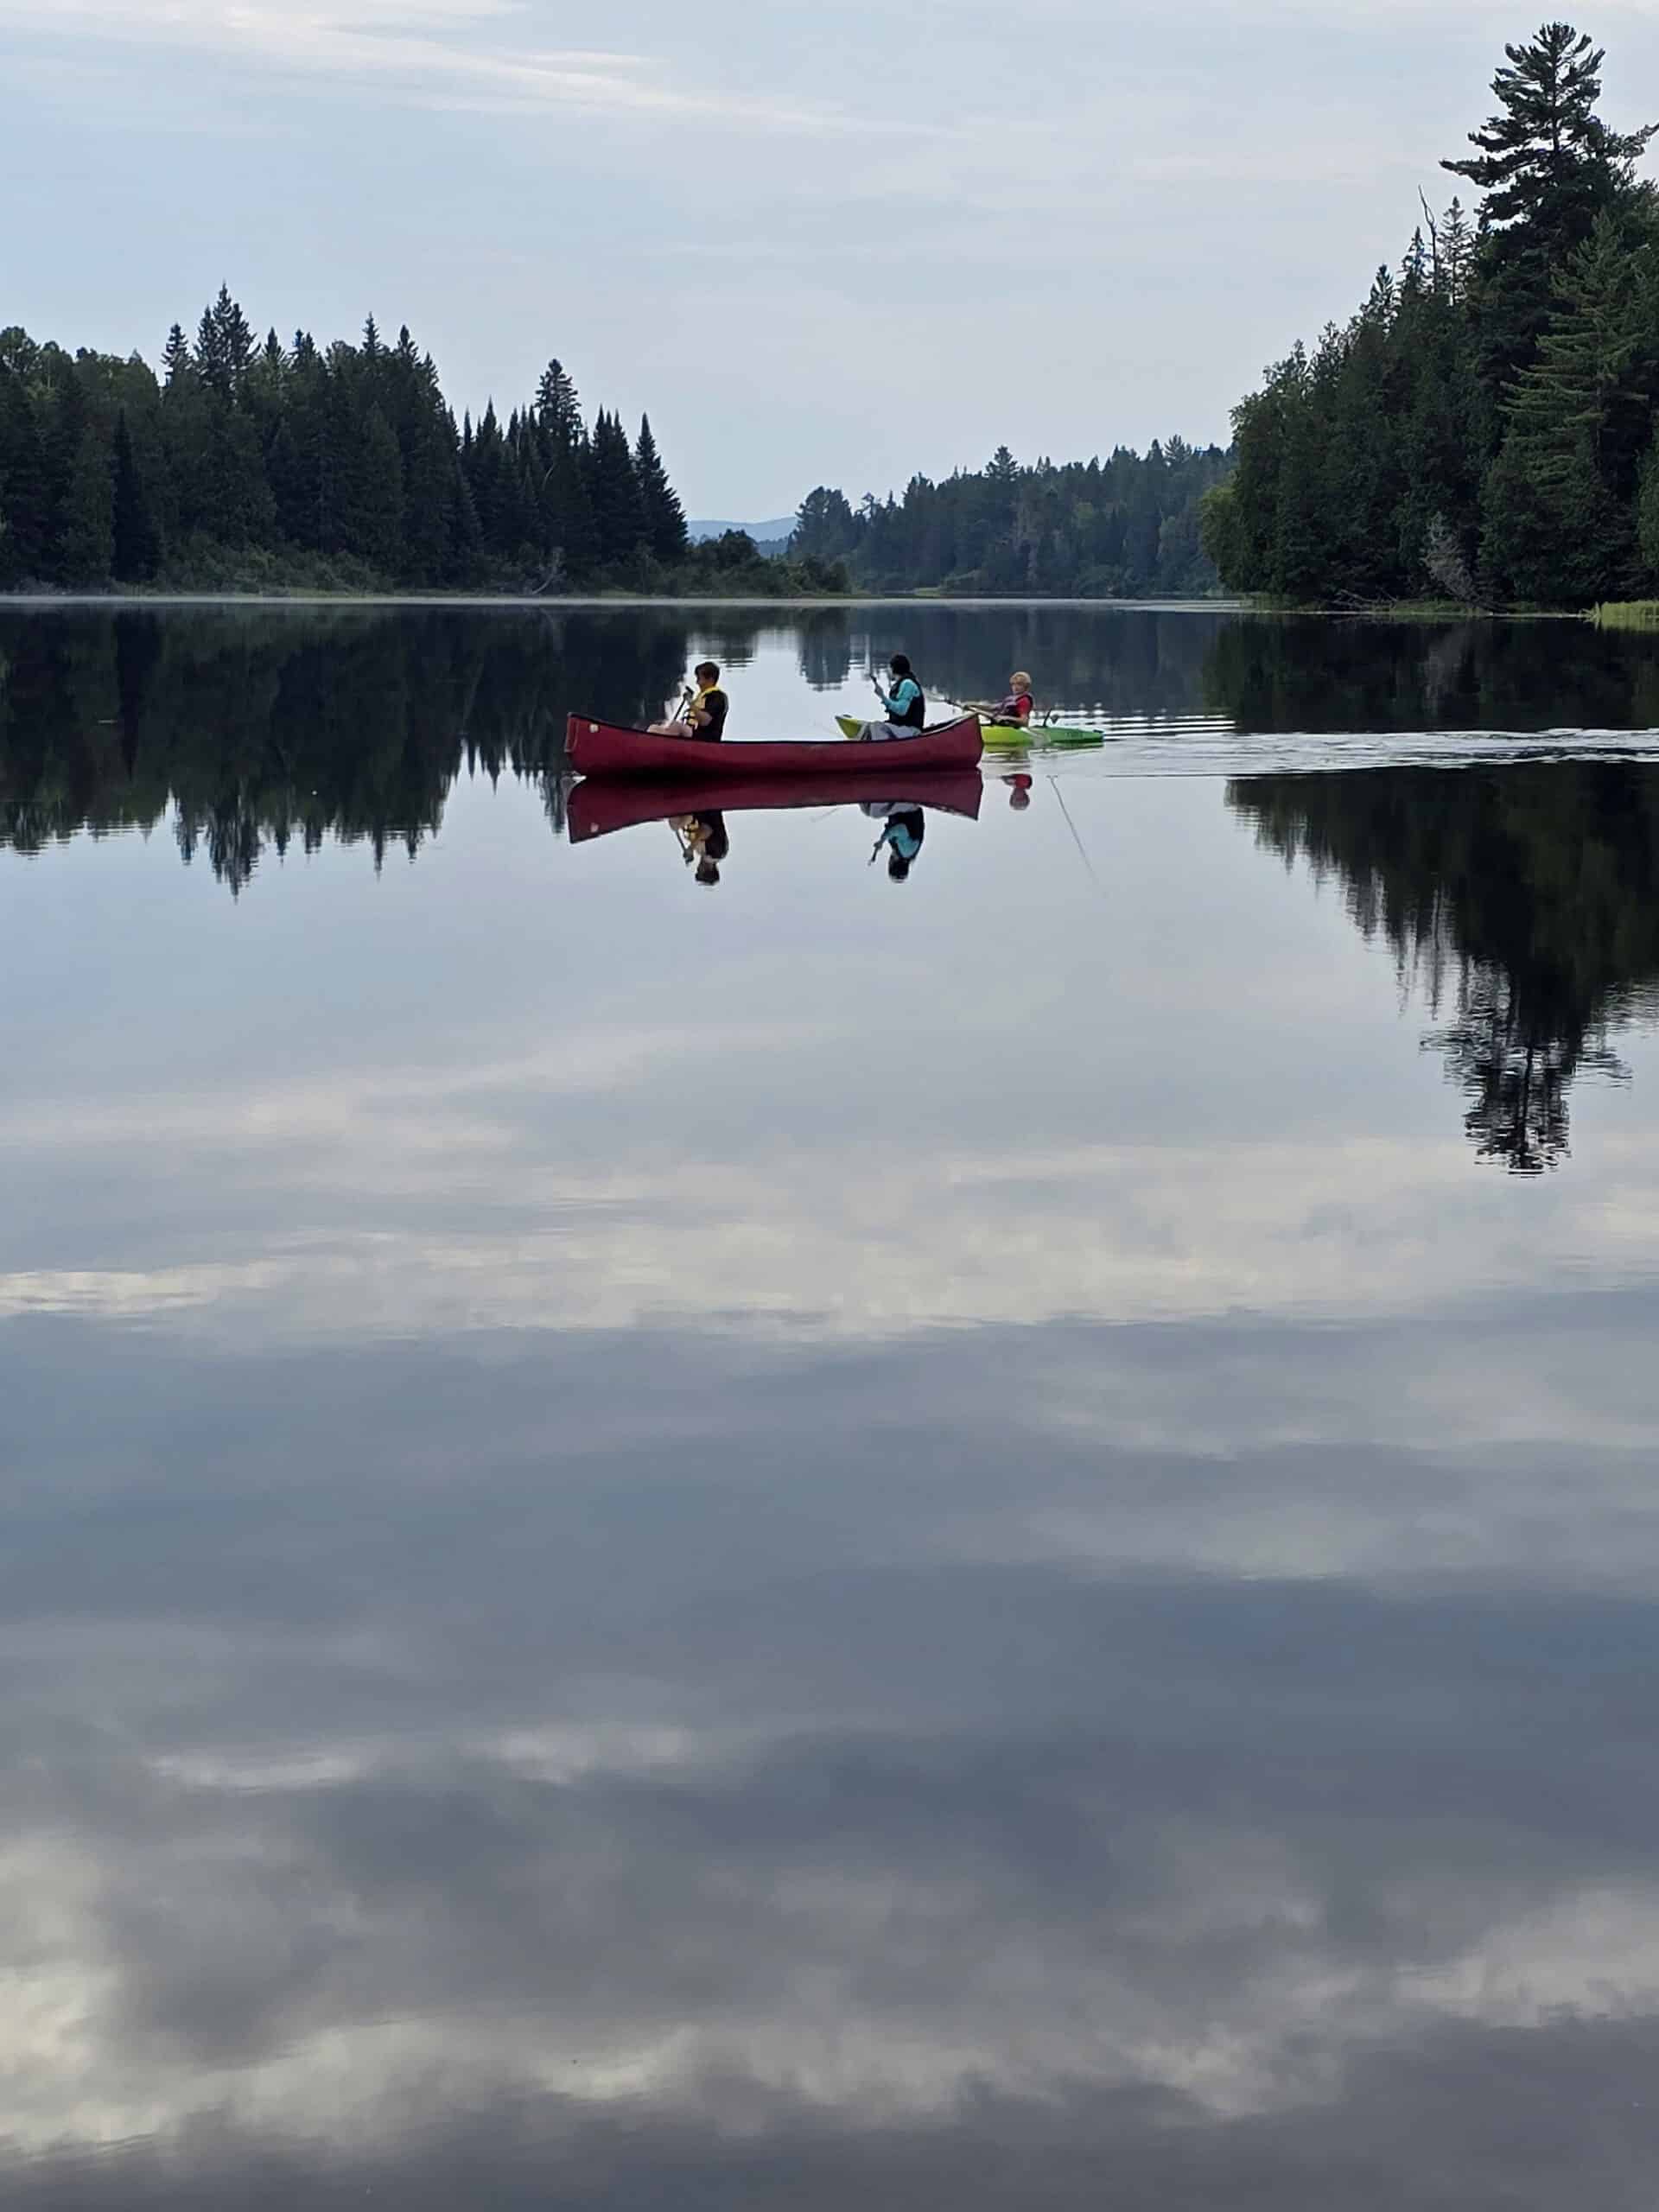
[852,654,926,741]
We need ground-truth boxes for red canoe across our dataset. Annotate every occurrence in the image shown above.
[565,712,983,779]
[569,770,984,845]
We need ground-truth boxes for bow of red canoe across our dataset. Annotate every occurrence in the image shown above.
[565,713,983,779]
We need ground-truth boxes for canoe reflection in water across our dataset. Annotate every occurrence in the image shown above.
[863,800,926,881]
[565,770,983,868]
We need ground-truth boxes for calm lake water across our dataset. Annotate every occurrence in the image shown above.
[4,601,1659,2208]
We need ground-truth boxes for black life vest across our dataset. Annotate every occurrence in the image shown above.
[894,676,926,729]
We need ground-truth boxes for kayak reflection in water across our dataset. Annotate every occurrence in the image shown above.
[863,801,926,881]
[674,810,729,887]
[650,660,729,741]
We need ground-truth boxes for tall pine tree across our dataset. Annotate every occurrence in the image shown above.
[534,359,582,448]
[196,285,257,401]
[1504,210,1658,499]
[1444,22,1656,392]
[633,414,687,563]
[1484,210,1654,600]
[587,409,646,569]
[161,324,195,390]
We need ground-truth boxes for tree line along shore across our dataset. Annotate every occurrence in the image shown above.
[0,305,850,600]
[1202,20,1659,617]
[0,296,1227,602]
[8,19,1657,615]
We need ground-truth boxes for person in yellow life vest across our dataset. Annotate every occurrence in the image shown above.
[650,662,729,741]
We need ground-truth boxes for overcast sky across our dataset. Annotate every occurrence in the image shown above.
[5,2,1659,512]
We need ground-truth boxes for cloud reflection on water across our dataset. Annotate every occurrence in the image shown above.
[3,632,1659,2202]
[3,1310,1659,2202]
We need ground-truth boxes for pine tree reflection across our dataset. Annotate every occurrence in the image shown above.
[1228,764,1658,1172]
[112,609,162,775]
[1427,976,1629,1173]
[797,611,855,691]
[0,607,695,893]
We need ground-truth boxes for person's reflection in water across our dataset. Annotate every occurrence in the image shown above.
[675,809,729,887]
[863,800,926,881]
[1004,772,1033,811]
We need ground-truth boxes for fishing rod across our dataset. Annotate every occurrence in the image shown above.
[850,664,891,738]
[1046,773,1107,902]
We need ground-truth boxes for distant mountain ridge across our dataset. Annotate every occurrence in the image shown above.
[686,518,796,547]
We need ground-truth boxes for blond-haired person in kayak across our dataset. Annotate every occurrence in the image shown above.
[976,671,1035,728]
[651,661,728,741]
[849,654,926,742]
[996,671,1035,727]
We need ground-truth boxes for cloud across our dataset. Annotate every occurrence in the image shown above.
[0,0,884,134]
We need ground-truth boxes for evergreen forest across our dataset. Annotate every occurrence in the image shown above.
[1203,20,1659,608]
[0,299,846,598]
[0,293,1228,601]
[789,441,1230,597]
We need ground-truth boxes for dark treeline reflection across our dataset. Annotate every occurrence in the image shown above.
[0,607,693,892]
[1230,763,1659,1171]
[0,606,1240,898]
[794,605,1233,718]
[812,607,1659,732]
[1203,616,1659,733]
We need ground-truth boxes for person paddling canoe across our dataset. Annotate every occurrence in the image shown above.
[651,661,728,741]
[849,654,926,742]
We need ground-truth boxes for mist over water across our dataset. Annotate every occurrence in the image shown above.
[3,604,1659,2209]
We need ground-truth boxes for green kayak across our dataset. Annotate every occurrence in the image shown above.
[990,720,1105,748]
[837,715,1103,751]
